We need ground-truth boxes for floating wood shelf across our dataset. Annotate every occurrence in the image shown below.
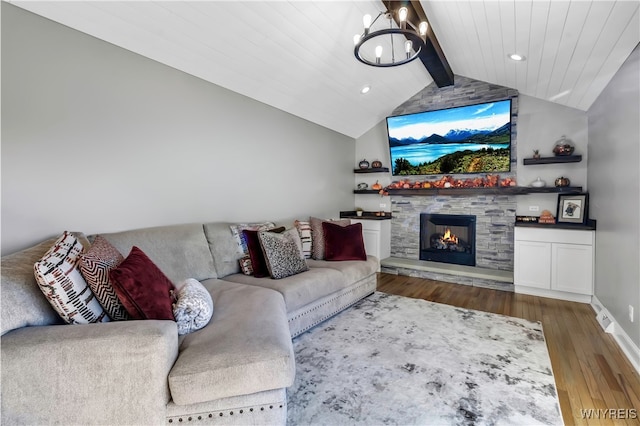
[355,186,583,196]
[354,167,389,173]
[523,155,582,165]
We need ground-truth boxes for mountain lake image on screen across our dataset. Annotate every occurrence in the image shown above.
[387,99,512,176]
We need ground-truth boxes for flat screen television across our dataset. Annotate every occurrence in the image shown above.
[386,99,512,176]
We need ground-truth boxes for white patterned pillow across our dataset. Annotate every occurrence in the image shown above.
[229,222,276,255]
[173,278,214,336]
[294,220,313,259]
[79,235,130,321]
[258,229,308,279]
[238,255,253,276]
[34,231,110,324]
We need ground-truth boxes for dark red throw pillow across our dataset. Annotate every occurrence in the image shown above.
[243,227,285,278]
[109,246,175,320]
[322,222,367,261]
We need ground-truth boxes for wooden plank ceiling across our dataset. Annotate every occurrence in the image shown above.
[9,1,639,138]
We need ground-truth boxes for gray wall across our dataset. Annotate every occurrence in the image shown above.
[587,44,640,346]
[1,4,355,255]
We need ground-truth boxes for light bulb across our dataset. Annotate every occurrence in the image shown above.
[419,21,428,36]
[353,34,361,45]
[363,14,372,29]
[375,45,383,64]
[405,40,412,58]
[398,7,408,22]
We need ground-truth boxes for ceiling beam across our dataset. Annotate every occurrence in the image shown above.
[385,0,454,87]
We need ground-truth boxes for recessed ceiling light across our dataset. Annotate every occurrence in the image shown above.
[360,85,371,94]
[508,53,526,61]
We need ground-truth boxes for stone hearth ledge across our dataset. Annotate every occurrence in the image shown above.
[380,257,514,292]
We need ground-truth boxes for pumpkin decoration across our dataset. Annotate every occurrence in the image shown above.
[371,160,383,169]
[358,159,370,169]
[555,176,570,187]
[371,180,382,190]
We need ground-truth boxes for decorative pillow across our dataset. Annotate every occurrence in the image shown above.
[243,227,286,278]
[238,255,253,276]
[229,222,276,255]
[294,220,313,259]
[79,235,130,321]
[33,231,109,324]
[109,246,175,320]
[310,217,351,260]
[258,229,309,279]
[323,222,367,261]
[172,278,214,336]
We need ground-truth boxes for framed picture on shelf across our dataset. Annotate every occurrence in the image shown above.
[556,193,589,225]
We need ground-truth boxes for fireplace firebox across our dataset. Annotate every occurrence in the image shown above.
[420,214,476,266]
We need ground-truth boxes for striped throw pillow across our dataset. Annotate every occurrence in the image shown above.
[79,235,130,321]
[34,231,109,324]
[294,220,313,259]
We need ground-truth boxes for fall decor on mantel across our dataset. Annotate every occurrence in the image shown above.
[382,174,515,193]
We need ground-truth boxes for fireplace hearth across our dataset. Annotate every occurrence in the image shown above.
[420,214,476,266]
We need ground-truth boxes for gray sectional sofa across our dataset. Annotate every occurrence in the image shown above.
[1,221,378,425]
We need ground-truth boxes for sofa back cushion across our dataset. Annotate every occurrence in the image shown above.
[202,222,245,278]
[100,223,216,284]
[1,238,65,336]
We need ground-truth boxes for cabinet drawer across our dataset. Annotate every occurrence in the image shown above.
[515,227,593,245]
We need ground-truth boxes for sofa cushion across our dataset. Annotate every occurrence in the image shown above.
[100,223,216,284]
[109,247,176,320]
[307,256,379,284]
[323,222,367,261]
[168,279,295,405]
[222,267,347,313]
[34,232,109,325]
[173,278,213,336]
[203,222,245,278]
[309,217,350,260]
[244,227,286,278]
[258,229,308,279]
[79,235,130,321]
[1,237,64,335]
[294,220,313,259]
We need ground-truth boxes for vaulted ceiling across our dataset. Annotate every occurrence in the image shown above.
[9,1,639,138]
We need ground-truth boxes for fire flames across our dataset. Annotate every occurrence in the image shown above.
[442,229,458,244]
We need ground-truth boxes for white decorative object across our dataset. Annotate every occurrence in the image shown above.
[173,278,213,336]
[530,177,546,187]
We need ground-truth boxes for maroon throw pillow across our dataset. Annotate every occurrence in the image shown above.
[322,222,367,261]
[243,227,285,278]
[109,246,175,320]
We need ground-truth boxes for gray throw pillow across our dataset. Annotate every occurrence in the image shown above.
[172,279,213,336]
[258,229,308,279]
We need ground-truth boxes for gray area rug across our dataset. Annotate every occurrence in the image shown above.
[287,292,562,425]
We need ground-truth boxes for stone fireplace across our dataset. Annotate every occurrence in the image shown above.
[382,194,516,291]
[420,213,476,266]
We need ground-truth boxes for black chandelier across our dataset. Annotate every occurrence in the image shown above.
[353,6,428,67]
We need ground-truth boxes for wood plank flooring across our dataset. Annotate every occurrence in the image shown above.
[377,272,640,425]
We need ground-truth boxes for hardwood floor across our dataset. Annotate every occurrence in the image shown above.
[377,272,640,425]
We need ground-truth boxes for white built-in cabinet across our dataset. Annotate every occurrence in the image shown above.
[514,226,595,303]
[351,219,391,263]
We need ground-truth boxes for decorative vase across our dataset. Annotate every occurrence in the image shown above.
[530,177,546,188]
[358,159,370,169]
[371,160,382,169]
[553,135,575,156]
[356,210,363,217]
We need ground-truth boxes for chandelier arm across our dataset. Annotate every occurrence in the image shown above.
[353,28,424,67]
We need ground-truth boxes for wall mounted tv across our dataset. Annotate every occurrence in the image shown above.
[386,99,512,176]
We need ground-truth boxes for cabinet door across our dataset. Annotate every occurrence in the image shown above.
[515,241,552,289]
[361,229,380,258]
[552,243,593,295]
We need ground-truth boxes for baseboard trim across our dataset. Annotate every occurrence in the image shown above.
[591,295,640,375]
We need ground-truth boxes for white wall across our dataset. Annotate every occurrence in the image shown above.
[587,44,640,347]
[1,4,355,255]
[353,93,588,216]
[515,95,588,216]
